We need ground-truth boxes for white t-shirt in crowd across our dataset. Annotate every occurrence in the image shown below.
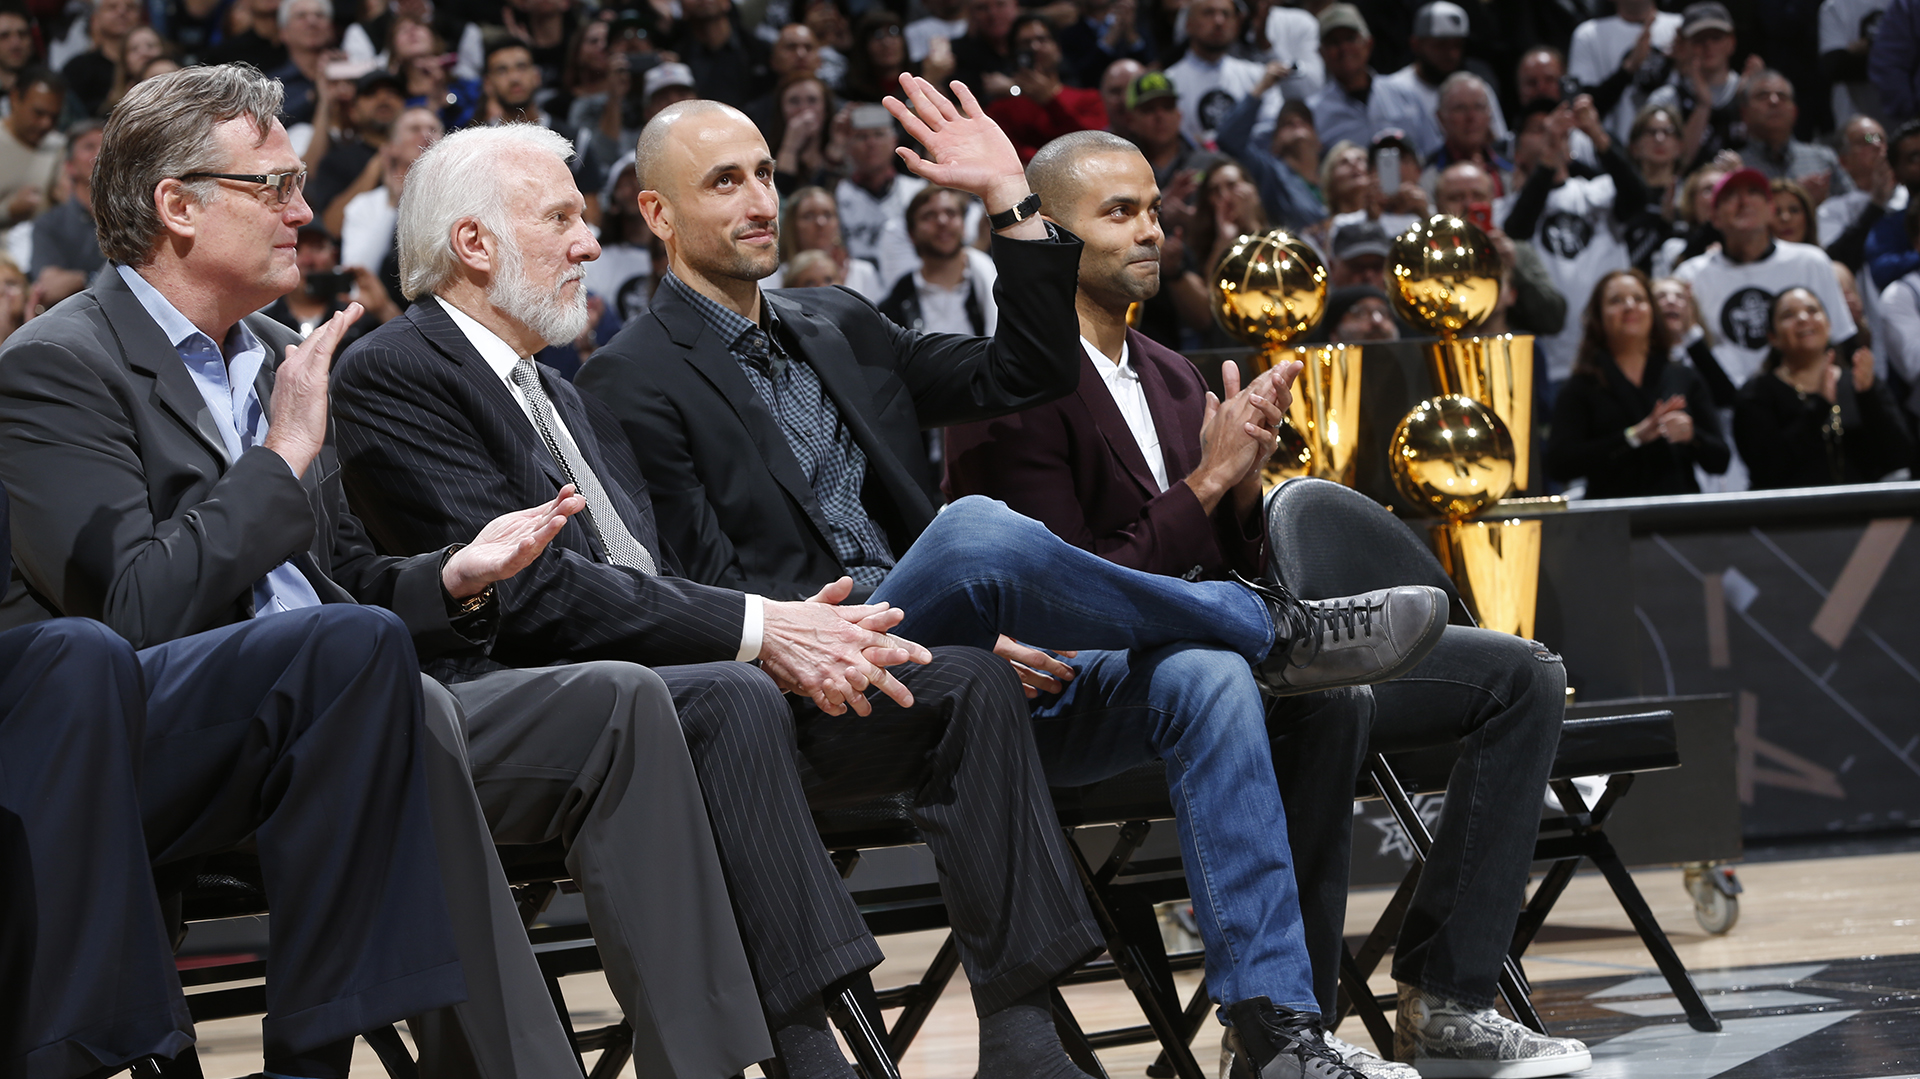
[1164,51,1279,148]
[340,188,399,274]
[1505,175,1631,381]
[764,256,885,301]
[837,173,928,294]
[1877,269,1920,410]
[582,243,654,324]
[1081,335,1169,491]
[1674,240,1860,389]
[1257,6,1326,101]
[1820,0,1890,126]
[1369,63,1509,161]
[1567,13,1685,144]
[909,248,1001,336]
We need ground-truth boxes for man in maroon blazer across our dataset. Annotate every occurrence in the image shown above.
[946,130,1588,1079]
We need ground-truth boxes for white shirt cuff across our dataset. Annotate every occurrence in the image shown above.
[737,594,765,662]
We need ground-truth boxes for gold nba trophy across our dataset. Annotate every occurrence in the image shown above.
[1385,215,1542,638]
[1210,229,1359,487]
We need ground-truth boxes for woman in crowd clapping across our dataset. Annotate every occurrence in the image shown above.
[1734,287,1914,488]
[1548,269,1730,497]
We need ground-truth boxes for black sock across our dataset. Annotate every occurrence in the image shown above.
[262,1036,355,1079]
[773,1001,856,1079]
[977,988,1087,1079]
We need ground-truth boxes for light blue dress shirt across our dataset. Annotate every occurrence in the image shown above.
[117,264,324,617]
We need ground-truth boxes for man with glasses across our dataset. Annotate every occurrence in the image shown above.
[1736,69,1840,194]
[0,63,774,1079]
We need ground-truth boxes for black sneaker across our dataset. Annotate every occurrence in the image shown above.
[1234,573,1448,697]
[1224,997,1366,1079]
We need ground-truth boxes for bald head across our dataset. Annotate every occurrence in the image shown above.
[635,98,757,194]
[1028,129,1144,223]
[1433,159,1493,216]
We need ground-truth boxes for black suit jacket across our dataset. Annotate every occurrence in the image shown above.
[0,269,473,655]
[945,326,1262,580]
[332,295,749,682]
[573,231,1085,601]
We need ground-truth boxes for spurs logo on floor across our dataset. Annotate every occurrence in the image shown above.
[1721,286,1777,350]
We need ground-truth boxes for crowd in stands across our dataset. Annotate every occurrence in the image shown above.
[0,0,1914,496]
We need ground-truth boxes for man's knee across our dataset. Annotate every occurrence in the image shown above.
[11,617,138,677]
[666,661,792,747]
[275,603,417,676]
[559,660,679,742]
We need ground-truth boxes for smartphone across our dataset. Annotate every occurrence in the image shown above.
[1014,49,1035,72]
[1376,147,1400,190]
[1466,200,1493,231]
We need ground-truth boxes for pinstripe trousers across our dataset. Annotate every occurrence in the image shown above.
[659,648,1104,1025]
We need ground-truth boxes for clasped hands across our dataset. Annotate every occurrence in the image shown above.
[1187,358,1300,514]
[1632,396,1695,445]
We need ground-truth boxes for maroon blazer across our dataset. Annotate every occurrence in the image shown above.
[945,326,1262,579]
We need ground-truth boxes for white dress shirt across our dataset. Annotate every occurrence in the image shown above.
[1082,335,1169,492]
[440,299,765,660]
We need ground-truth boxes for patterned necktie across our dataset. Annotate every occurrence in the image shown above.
[509,359,658,575]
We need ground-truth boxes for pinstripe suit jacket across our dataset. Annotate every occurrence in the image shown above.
[573,231,1085,602]
[332,295,749,683]
[0,269,472,656]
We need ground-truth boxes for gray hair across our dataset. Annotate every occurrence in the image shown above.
[1436,70,1491,111]
[94,64,283,267]
[278,0,331,30]
[396,122,575,301]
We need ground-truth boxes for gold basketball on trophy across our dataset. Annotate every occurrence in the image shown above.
[1389,394,1517,519]
[1211,229,1329,345]
[1387,215,1502,339]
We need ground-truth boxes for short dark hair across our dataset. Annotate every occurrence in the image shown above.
[1278,97,1315,129]
[483,36,534,73]
[1009,12,1053,45]
[905,184,966,230]
[12,66,64,100]
[1890,118,1920,160]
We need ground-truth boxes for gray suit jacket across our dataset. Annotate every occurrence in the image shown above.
[0,268,477,656]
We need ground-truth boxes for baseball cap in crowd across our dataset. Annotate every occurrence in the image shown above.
[1411,1,1469,39]
[643,61,696,102]
[1680,1,1734,37]
[355,69,405,98]
[1710,167,1770,207]
[1332,220,1392,261]
[1318,3,1370,40]
[1125,71,1178,110]
[603,150,636,208]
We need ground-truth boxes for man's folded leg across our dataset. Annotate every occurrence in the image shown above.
[2,619,189,1079]
[135,606,468,1076]
[432,661,771,1079]
[795,647,1105,1079]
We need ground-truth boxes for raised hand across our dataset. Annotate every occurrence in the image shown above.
[1851,346,1876,392]
[883,73,1037,230]
[994,634,1078,698]
[263,302,364,476]
[442,484,587,597]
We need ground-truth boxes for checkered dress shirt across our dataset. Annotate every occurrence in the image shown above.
[663,274,896,587]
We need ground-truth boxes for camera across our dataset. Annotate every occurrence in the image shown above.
[305,268,354,300]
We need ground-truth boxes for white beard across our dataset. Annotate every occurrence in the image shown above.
[489,239,590,346]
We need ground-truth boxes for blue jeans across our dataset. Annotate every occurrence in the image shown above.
[872,497,1275,661]
[1028,645,1371,1015]
[873,497,1337,1013]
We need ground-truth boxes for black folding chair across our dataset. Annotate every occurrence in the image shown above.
[1265,478,1721,1052]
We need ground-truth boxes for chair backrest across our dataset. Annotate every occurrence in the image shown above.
[1265,478,1472,625]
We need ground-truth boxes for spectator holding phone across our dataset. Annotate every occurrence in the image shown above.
[986,15,1106,162]
[263,223,397,345]
[1549,269,1729,496]
[1502,95,1645,389]
[1434,159,1567,341]
[1215,73,1328,230]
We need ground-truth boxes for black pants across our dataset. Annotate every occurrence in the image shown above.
[3,608,469,1079]
[1277,626,1566,1014]
[660,647,1103,1025]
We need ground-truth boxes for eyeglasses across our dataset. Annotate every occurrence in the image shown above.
[177,169,309,205]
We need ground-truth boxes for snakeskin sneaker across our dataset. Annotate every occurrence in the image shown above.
[1394,984,1591,1078]
[1323,1031,1421,1079]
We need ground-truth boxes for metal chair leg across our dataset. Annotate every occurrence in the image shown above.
[828,979,901,1079]
[885,931,962,1059]
[1051,987,1115,1079]
[1338,942,1396,1057]
[1146,980,1212,1079]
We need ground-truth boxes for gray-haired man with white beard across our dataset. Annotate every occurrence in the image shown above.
[330,122,1113,1079]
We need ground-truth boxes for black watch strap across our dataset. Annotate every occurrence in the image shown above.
[988,192,1042,231]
